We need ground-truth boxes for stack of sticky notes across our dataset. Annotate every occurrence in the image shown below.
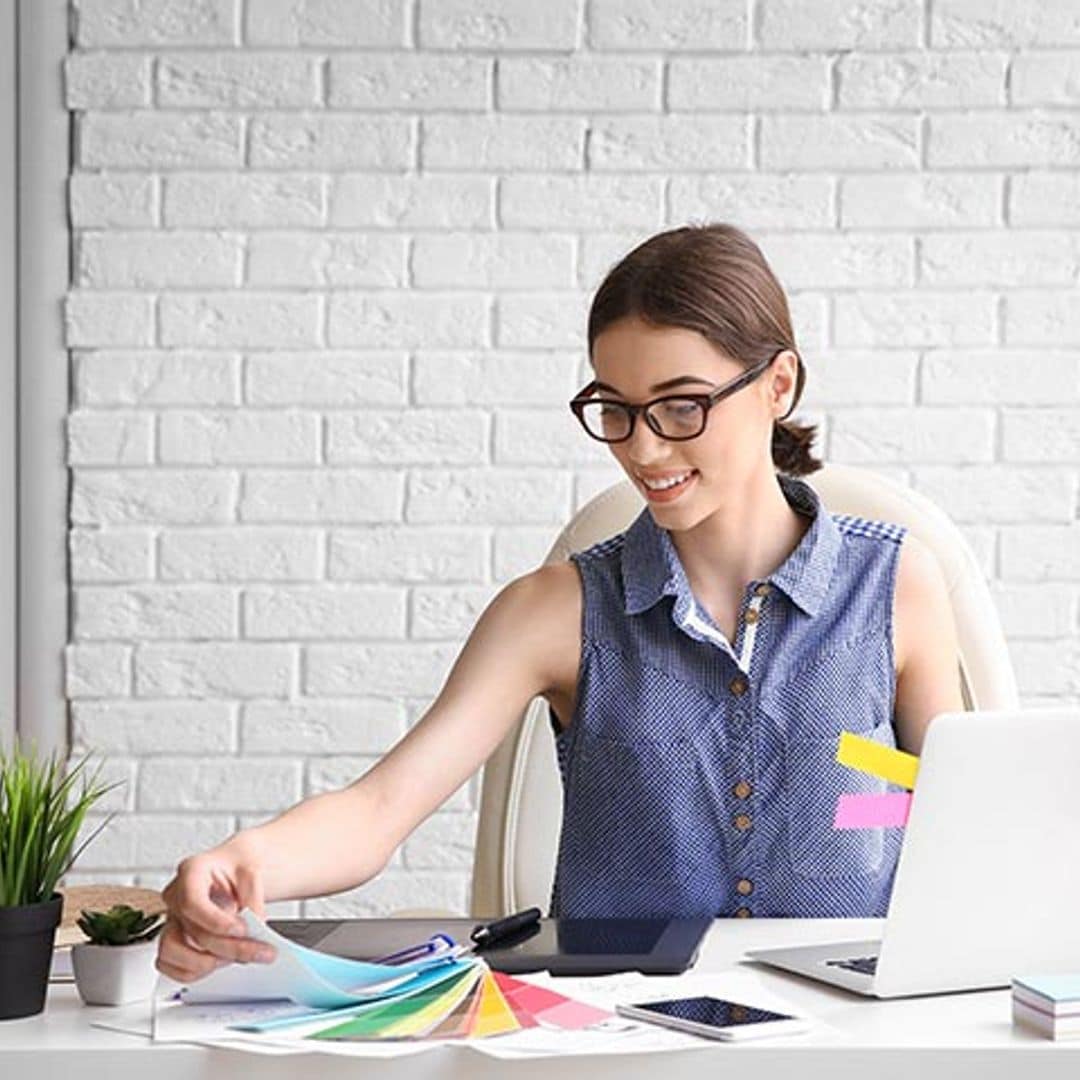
[1012,975,1080,1039]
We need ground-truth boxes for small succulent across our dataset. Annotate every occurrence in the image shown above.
[77,903,165,946]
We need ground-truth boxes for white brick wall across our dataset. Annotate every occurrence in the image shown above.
[63,0,1080,914]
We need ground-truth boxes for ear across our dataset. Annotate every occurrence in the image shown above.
[770,350,801,419]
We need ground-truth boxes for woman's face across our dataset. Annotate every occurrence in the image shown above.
[589,315,797,529]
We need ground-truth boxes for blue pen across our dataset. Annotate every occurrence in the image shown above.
[372,908,541,965]
[372,932,459,966]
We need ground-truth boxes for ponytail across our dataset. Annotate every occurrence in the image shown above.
[772,418,822,477]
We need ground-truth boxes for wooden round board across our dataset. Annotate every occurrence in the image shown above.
[54,884,165,948]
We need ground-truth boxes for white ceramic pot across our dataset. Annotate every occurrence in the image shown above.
[71,940,160,1006]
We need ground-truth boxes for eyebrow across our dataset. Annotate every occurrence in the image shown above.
[591,375,717,396]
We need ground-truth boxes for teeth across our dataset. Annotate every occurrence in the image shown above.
[642,471,693,491]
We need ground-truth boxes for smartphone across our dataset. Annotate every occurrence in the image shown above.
[615,995,810,1042]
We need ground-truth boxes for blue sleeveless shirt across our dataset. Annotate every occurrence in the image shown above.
[548,472,908,920]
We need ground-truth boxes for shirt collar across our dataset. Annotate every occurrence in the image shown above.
[622,473,842,619]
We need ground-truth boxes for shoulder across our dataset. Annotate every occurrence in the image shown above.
[893,531,950,609]
[892,532,954,671]
[491,562,582,693]
[493,561,582,628]
[889,532,965,749]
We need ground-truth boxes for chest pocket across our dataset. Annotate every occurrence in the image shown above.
[563,728,717,886]
[559,647,727,889]
[760,624,898,879]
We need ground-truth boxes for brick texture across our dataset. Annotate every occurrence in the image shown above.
[64,0,1080,910]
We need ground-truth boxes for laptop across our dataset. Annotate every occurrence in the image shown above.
[269,916,712,977]
[746,707,1080,998]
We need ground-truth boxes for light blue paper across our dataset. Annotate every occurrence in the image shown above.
[180,909,463,1009]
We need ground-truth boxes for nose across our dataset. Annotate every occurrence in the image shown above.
[622,414,673,465]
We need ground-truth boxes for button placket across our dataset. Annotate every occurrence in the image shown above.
[726,582,772,734]
[727,589,767,915]
[734,583,768,674]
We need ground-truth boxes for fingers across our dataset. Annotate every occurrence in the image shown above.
[155,920,224,984]
[168,856,247,940]
[155,917,275,985]
[158,849,277,985]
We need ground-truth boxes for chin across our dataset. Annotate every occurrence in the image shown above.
[647,496,703,527]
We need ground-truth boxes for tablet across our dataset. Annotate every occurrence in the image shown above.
[267,916,711,976]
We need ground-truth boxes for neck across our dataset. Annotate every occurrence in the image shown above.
[668,468,810,605]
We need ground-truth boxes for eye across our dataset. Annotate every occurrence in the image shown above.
[658,400,698,418]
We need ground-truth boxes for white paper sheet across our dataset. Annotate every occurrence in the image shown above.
[94,1001,307,1055]
[182,967,831,1060]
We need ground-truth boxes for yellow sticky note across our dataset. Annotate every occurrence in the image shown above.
[836,731,919,790]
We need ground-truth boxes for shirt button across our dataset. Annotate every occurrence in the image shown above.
[753,584,771,597]
[733,780,752,799]
[728,675,748,696]
[734,907,752,918]
[736,879,754,896]
[743,608,760,624]
[734,813,752,831]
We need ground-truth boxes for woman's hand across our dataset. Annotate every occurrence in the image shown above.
[156,839,277,985]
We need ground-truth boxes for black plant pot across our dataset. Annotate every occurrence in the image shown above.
[0,892,63,1020]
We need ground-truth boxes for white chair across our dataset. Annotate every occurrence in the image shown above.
[468,462,1020,917]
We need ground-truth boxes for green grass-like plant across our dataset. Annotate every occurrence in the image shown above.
[77,904,165,946]
[0,743,121,907]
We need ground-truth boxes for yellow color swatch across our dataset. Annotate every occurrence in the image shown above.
[469,970,521,1038]
[836,731,919,790]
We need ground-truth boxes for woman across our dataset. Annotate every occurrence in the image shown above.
[156,223,964,983]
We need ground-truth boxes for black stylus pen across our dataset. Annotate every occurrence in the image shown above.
[469,906,542,949]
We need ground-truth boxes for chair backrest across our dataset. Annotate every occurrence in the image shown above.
[468,463,1020,917]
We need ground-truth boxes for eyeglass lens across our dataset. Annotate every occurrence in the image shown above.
[577,398,706,441]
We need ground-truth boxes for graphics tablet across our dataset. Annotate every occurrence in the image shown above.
[268,916,711,976]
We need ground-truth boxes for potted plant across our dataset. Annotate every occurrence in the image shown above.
[72,904,165,1006]
[0,743,118,1020]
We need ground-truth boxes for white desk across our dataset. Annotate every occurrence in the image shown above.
[1,918,1076,1079]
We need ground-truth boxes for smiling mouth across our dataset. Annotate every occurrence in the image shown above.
[630,464,699,496]
[638,469,697,491]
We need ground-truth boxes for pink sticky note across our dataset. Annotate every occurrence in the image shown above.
[834,792,912,829]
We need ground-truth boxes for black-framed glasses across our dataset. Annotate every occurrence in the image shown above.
[569,351,783,444]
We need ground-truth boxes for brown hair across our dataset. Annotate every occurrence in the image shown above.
[587,222,822,477]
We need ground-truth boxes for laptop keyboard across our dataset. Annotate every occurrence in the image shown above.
[825,954,879,976]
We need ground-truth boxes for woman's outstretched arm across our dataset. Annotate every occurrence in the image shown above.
[156,561,580,984]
